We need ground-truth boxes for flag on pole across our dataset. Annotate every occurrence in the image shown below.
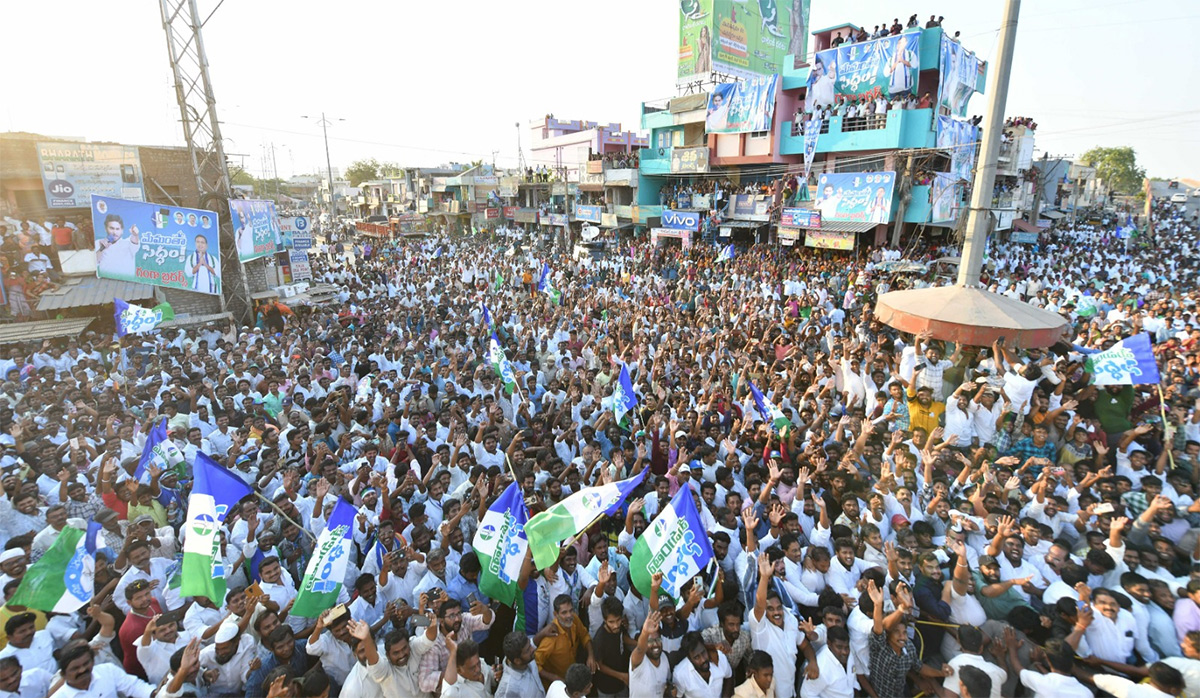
[472,482,530,606]
[538,263,561,305]
[717,243,736,263]
[525,470,646,569]
[487,333,519,395]
[292,498,357,618]
[630,486,715,600]
[114,299,174,337]
[1086,332,1161,386]
[494,271,505,291]
[180,453,252,604]
[1075,294,1100,318]
[482,303,494,329]
[134,418,188,484]
[612,364,638,430]
[8,524,97,613]
[749,381,791,434]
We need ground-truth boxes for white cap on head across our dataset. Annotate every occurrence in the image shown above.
[0,549,23,564]
[214,622,240,643]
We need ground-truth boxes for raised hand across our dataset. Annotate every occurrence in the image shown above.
[757,552,773,579]
[866,579,884,606]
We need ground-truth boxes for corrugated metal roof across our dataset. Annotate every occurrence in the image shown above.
[37,276,155,312]
[158,312,231,329]
[0,317,96,345]
[805,220,879,233]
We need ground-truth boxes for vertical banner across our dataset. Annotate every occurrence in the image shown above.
[814,172,895,223]
[706,74,779,134]
[229,199,280,262]
[39,142,144,209]
[938,34,979,116]
[929,173,959,223]
[802,117,822,182]
[936,115,979,183]
[806,32,920,112]
[91,195,222,295]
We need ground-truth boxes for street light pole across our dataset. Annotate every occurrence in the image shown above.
[957,0,1021,287]
[303,113,343,221]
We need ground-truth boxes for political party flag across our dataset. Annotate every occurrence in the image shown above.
[180,453,252,604]
[1086,332,1161,386]
[612,364,638,430]
[802,117,822,183]
[749,381,791,434]
[134,418,187,484]
[538,263,561,305]
[472,482,530,605]
[525,470,646,569]
[482,302,494,329]
[114,298,174,337]
[8,524,95,613]
[487,333,519,395]
[1075,294,1099,318]
[292,498,357,618]
[494,271,505,290]
[717,243,736,263]
[630,486,715,600]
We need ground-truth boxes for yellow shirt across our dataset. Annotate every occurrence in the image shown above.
[128,499,169,528]
[906,387,945,436]
[0,606,46,648]
[734,676,775,698]
[534,615,591,688]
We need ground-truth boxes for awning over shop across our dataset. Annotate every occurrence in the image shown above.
[601,223,634,231]
[1040,210,1065,220]
[37,276,155,312]
[578,183,604,192]
[158,312,232,330]
[1012,219,1040,233]
[721,220,765,228]
[0,317,97,345]
[798,220,877,233]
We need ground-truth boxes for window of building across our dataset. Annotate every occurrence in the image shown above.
[748,131,769,139]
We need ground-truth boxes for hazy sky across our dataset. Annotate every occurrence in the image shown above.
[2,0,1197,179]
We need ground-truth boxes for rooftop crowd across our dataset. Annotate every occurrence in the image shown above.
[0,193,1195,698]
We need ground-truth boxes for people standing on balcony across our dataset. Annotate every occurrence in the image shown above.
[831,31,845,48]
[907,14,920,29]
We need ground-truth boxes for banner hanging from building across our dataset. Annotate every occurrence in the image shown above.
[814,172,895,223]
[935,115,979,183]
[499,177,519,198]
[802,117,822,182]
[706,74,779,134]
[677,0,806,86]
[929,172,959,223]
[731,194,772,221]
[781,208,820,228]
[806,32,920,112]
[805,229,855,250]
[91,195,222,295]
[938,34,979,117]
[229,199,280,262]
[575,205,603,224]
[39,142,145,209]
[670,146,710,174]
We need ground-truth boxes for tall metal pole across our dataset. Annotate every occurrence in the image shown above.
[321,114,336,218]
[957,0,1021,287]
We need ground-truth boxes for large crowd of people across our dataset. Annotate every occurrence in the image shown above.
[0,195,1196,698]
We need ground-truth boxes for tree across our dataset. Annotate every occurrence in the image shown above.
[345,158,381,187]
[1079,146,1145,195]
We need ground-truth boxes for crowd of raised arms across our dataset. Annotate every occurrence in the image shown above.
[0,195,1196,698]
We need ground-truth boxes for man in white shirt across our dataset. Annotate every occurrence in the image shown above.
[95,214,140,281]
[800,626,857,698]
[54,644,155,698]
[943,626,1006,698]
[197,622,257,696]
[750,555,807,698]
[0,655,52,698]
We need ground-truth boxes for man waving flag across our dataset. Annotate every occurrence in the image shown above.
[1086,332,1161,386]
[482,302,494,329]
[135,417,187,484]
[473,482,530,605]
[525,470,646,569]
[749,380,791,435]
[181,453,252,604]
[630,486,715,600]
[538,263,561,305]
[612,364,638,430]
[488,333,519,396]
[717,243,736,263]
[293,498,357,617]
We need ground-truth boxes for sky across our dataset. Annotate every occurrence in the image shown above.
[2,0,1197,180]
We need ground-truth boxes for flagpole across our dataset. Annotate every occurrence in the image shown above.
[1156,383,1177,470]
[253,491,318,542]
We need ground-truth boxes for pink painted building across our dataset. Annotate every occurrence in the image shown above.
[527,116,648,182]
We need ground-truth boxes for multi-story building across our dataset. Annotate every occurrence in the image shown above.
[993,120,1038,233]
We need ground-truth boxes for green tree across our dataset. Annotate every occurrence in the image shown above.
[1079,146,1145,195]
[345,158,381,187]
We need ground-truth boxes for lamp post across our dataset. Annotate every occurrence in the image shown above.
[302,114,344,220]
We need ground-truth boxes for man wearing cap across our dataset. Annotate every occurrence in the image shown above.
[198,621,259,695]
[113,540,175,615]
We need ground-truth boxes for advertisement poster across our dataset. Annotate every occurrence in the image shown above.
[229,199,280,262]
[814,172,895,223]
[575,205,603,223]
[938,34,979,117]
[288,250,313,281]
[706,74,779,134]
[670,146,710,174]
[731,194,771,221]
[936,115,979,182]
[91,195,222,295]
[278,216,310,249]
[805,229,856,250]
[781,208,821,228]
[806,33,920,112]
[929,173,960,223]
[678,0,808,86]
[39,142,144,209]
[661,210,701,231]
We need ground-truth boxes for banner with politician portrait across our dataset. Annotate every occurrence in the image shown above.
[806,32,919,112]
[705,74,779,134]
[936,115,979,183]
[814,172,895,224]
[938,34,979,117]
[229,199,280,262]
[90,195,222,295]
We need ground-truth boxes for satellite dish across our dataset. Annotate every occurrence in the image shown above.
[581,225,600,241]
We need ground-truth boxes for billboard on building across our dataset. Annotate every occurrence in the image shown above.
[806,32,920,112]
[781,208,821,228]
[278,216,310,249]
[706,74,779,134]
[936,115,979,182]
[499,177,519,198]
[814,172,895,223]
[938,34,979,117]
[671,146,710,173]
[677,0,808,86]
[229,199,281,262]
[575,205,603,223]
[90,195,222,295]
[805,229,855,250]
[503,206,518,219]
[731,194,772,221]
[661,210,701,231]
[38,142,145,209]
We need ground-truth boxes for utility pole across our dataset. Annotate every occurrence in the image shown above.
[270,142,279,202]
[958,0,1021,287]
[891,151,915,247]
[1029,151,1048,223]
[303,113,342,219]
